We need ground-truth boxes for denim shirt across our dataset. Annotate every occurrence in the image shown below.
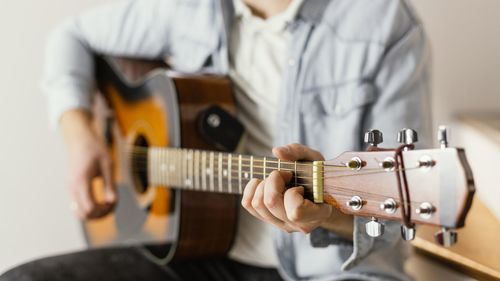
[42,0,432,280]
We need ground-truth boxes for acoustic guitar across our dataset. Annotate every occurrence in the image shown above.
[84,57,475,263]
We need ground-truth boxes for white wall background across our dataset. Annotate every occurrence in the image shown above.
[0,0,103,272]
[0,0,498,278]
[411,0,500,128]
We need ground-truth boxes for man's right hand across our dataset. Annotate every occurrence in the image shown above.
[60,109,117,219]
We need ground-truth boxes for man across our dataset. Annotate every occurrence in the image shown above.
[1,0,432,280]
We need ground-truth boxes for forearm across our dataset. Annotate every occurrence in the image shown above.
[60,109,95,147]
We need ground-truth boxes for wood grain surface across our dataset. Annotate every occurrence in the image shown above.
[413,199,500,281]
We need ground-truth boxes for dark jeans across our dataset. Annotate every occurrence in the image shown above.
[0,247,284,281]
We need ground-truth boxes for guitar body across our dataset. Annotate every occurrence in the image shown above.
[84,57,238,261]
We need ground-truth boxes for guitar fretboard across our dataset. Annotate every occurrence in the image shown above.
[143,147,314,195]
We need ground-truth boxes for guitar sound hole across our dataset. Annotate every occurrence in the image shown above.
[132,135,149,194]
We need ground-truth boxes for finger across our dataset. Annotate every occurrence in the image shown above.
[99,155,117,204]
[263,171,292,221]
[242,178,265,220]
[72,175,95,218]
[252,179,287,227]
[284,186,332,224]
[272,143,324,162]
[69,190,86,219]
[73,175,112,219]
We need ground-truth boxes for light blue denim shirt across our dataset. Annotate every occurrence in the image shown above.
[42,0,432,280]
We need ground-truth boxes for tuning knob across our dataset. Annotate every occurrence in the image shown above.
[397,128,418,145]
[438,126,449,149]
[346,196,363,210]
[364,129,383,147]
[380,198,397,214]
[416,202,435,219]
[366,217,384,237]
[401,225,416,241]
[434,227,457,247]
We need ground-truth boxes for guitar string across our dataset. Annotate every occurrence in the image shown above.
[145,181,426,208]
[128,146,375,169]
[138,152,427,206]
[128,147,426,205]
[131,158,421,180]
[130,153,412,174]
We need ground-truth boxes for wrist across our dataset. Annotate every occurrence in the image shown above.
[60,109,95,145]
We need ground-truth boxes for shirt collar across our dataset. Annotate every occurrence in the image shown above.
[232,0,304,32]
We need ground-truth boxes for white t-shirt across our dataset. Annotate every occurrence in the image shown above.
[227,0,304,268]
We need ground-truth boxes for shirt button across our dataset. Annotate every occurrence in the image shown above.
[287,58,295,67]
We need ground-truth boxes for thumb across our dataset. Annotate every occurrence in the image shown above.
[100,155,116,203]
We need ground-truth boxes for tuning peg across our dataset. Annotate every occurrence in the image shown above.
[366,217,384,237]
[401,225,416,241]
[438,126,449,149]
[434,227,457,247]
[364,129,383,147]
[397,128,418,145]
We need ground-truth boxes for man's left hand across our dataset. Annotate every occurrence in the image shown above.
[242,143,353,236]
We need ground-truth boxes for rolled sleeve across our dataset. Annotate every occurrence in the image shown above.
[41,0,175,129]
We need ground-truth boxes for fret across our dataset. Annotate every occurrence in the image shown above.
[194,150,200,190]
[170,148,179,186]
[160,148,165,186]
[187,150,193,189]
[177,149,182,187]
[160,148,163,185]
[183,150,188,188]
[218,152,223,193]
[278,159,281,171]
[166,148,171,186]
[294,161,298,187]
[250,156,254,179]
[238,155,242,194]
[172,149,177,186]
[201,151,207,191]
[228,154,232,193]
[183,150,187,187]
[263,157,267,179]
[209,152,215,191]
[149,148,155,185]
[156,148,161,186]
[183,150,187,188]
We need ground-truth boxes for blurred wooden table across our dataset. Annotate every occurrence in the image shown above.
[412,199,500,280]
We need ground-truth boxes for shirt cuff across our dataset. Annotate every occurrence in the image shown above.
[45,85,93,130]
[309,216,406,272]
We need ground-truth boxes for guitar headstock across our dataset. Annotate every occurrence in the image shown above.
[320,127,475,246]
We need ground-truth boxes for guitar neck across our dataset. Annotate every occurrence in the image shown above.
[142,147,315,195]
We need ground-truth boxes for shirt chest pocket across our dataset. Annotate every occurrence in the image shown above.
[300,82,376,118]
[299,82,377,156]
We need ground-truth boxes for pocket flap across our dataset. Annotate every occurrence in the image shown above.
[300,82,376,116]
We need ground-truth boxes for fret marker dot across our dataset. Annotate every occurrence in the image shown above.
[169,165,175,172]
[244,172,249,179]
[160,164,167,171]
[223,169,228,177]
[206,168,212,175]
[185,179,192,186]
